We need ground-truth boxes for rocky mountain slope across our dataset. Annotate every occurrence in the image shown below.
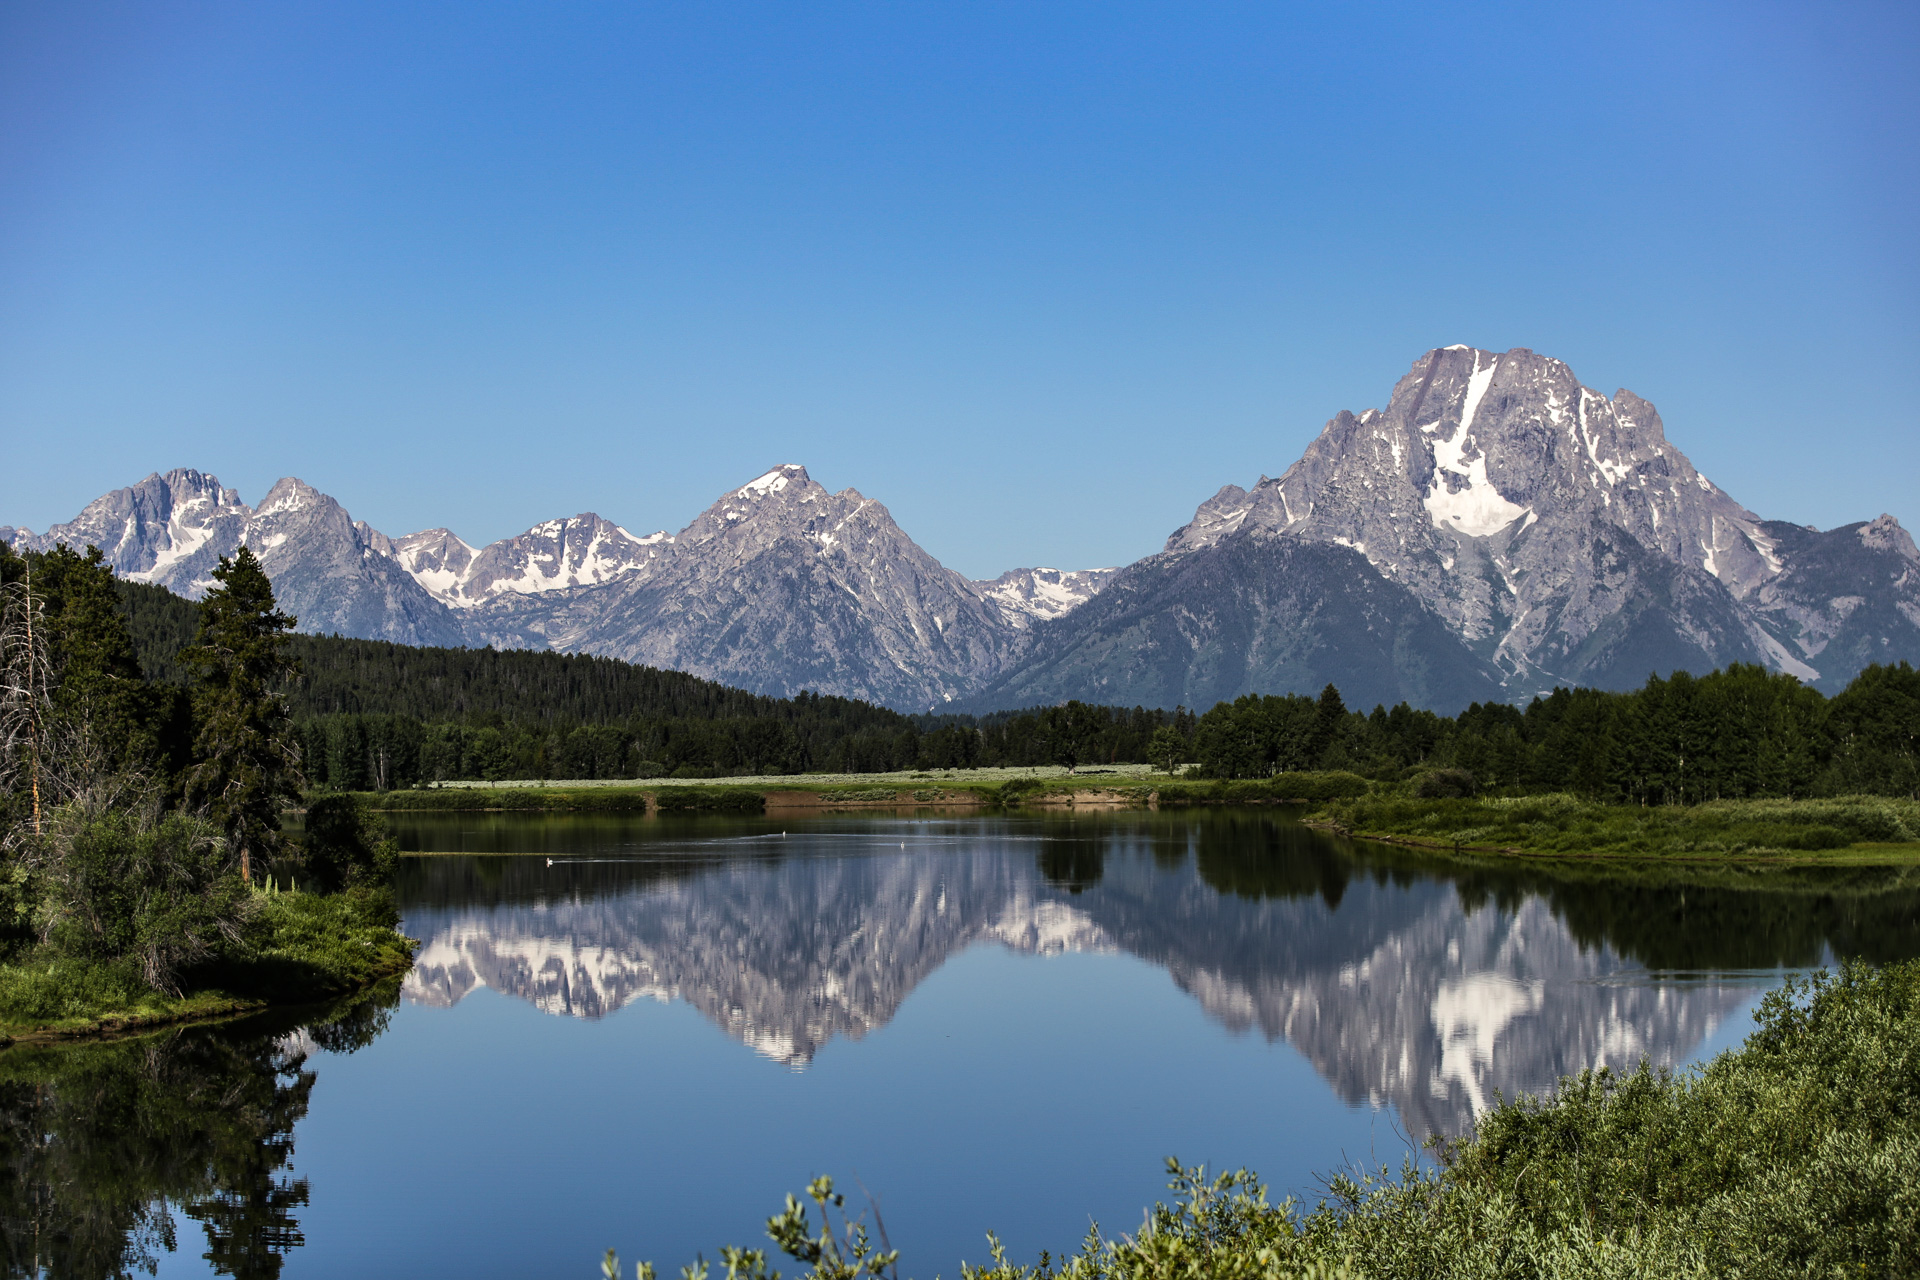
[460,465,1024,707]
[975,346,1919,707]
[11,344,1916,710]
[9,469,465,646]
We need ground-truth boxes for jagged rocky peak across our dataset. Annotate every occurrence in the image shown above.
[1140,346,1827,695]
[23,467,252,593]
[1168,345,1778,594]
[975,566,1121,625]
[676,463,845,546]
[1859,513,1920,559]
[449,512,668,607]
[389,528,478,600]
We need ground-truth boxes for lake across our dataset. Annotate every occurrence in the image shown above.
[8,809,1918,1278]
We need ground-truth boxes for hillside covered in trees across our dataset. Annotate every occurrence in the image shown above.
[117,580,1183,784]
[115,577,1918,798]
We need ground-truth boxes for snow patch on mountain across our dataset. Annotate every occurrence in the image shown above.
[975,566,1119,626]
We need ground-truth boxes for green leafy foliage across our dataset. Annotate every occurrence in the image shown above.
[298,794,399,892]
[651,786,767,813]
[1189,662,1920,803]
[1,545,413,1038]
[1324,792,1920,858]
[37,807,248,994]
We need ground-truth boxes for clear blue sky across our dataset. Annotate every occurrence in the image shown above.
[4,1,1915,579]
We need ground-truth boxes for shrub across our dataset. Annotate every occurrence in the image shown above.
[652,786,766,813]
[1415,768,1477,799]
[38,808,249,995]
[607,960,1920,1279]
[300,794,400,892]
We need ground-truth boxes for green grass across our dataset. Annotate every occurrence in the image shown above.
[1321,792,1920,863]
[0,888,415,1042]
[350,786,654,812]
[343,767,1380,814]
[414,763,1170,790]
[620,960,1920,1279]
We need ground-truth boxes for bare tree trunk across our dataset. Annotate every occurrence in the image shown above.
[24,558,40,836]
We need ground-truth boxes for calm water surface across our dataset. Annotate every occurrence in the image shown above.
[10,810,1919,1279]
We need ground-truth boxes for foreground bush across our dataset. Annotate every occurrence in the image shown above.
[613,960,1919,1279]
[36,807,246,993]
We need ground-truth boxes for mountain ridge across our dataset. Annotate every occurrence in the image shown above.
[13,345,1918,709]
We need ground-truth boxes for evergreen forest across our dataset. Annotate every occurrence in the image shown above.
[107,574,1920,798]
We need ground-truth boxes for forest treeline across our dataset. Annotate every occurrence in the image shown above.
[118,579,1190,785]
[114,573,1920,799]
[1193,663,1918,802]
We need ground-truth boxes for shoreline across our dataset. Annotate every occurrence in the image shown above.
[1304,819,1920,868]
[0,949,413,1049]
[0,894,417,1050]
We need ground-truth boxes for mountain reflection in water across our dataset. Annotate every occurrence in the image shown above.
[393,812,1920,1137]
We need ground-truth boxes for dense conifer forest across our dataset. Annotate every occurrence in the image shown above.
[112,576,1920,797]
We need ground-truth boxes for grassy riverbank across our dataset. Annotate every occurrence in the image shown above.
[1317,792,1920,864]
[0,889,415,1044]
[343,767,1374,813]
[624,959,1920,1279]
[347,774,1920,867]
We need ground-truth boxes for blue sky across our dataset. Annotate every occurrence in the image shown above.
[4,1,1915,579]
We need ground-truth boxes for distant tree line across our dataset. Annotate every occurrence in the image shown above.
[117,579,1192,785]
[113,574,1917,799]
[1190,663,1918,800]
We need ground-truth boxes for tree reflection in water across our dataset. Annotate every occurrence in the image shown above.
[0,981,398,1280]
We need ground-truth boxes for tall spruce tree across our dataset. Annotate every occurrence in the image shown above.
[32,544,168,783]
[182,549,302,881]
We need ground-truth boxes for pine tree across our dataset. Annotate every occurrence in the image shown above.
[181,548,303,881]
[1309,683,1347,767]
[33,544,166,782]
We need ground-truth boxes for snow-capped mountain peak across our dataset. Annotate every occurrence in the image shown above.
[434,512,664,607]
[975,566,1120,626]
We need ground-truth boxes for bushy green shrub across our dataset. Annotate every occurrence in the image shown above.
[352,787,651,812]
[38,808,248,994]
[1326,793,1920,858]
[1415,767,1476,799]
[300,794,399,892]
[1155,773,1372,807]
[652,786,766,813]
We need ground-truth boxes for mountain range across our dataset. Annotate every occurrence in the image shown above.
[10,345,1917,712]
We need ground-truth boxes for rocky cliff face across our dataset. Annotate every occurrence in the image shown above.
[461,465,1026,708]
[10,469,465,646]
[964,535,1506,714]
[1743,516,1920,690]
[974,567,1121,626]
[399,513,670,608]
[984,346,1916,705]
